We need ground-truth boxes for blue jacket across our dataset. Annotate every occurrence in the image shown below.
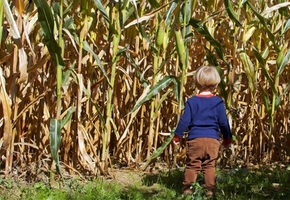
[174,94,232,140]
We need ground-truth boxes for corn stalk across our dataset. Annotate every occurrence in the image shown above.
[2,0,28,173]
[100,1,122,170]
[33,0,77,181]
[243,0,290,161]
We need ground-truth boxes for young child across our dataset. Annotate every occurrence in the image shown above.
[173,66,232,197]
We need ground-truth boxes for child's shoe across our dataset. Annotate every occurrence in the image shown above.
[182,185,193,195]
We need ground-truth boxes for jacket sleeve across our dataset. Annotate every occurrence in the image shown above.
[174,101,192,137]
[218,101,232,140]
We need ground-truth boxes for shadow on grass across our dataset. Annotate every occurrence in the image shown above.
[215,167,290,200]
[118,169,185,200]
[141,168,184,191]
[121,167,290,200]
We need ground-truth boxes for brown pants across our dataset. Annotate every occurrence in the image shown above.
[183,138,221,191]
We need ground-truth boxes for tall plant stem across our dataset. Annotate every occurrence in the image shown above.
[178,0,190,119]
[56,0,64,118]
[268,76,279,160]
[75,0,89,173]
[102,5,121,169]
[147,50,159,159]
[49,0,64,184]
[174,25,187,119]
[6,46,18,172]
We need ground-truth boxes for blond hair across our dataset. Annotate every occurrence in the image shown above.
[194,66,221,91]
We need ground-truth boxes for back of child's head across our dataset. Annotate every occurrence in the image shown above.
[194,66,221,91]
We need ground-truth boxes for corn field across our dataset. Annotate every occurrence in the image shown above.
[0,0,289,180]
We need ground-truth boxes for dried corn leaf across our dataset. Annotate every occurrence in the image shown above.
[13,0,25,16]
[3,0,28,82]
[0,69,12,150]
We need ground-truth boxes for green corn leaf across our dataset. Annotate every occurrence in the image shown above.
[123,0,141,14]
[64,64,105,128]
[91,100,106,129]
[129,76,180,115]
[138,23,158,54]
[277,49,290,76]
[148,0,160,8]
[50,118,62,174]
[115,46,129,63]
[33,0,54,39]
[124,51,149,88]
[282,18,290,34]
[252,48,276,93]
[215,65,227,105]
[224,0,242,26]
[189,18,226,63]
[60,107,76,128]
[164,1,177,26]
[143,132,174,171]
[64,0,78,15]
[260,84,271,115]
[243,1,277,51]
[172,76,181,103]
[153,89,172,119]
[62,62,78,86]
[181,0,192,25]
[205,46,219,66]
[33,0,64,66]
[275,82,290,110]
[122,5,135,24]
[82,40,110,84]
[243,26,256,42]
[277,44,288,69]
[52,2,60,19]
[63,17,75,30]
[92,0,110,23]
[120,0,130,10]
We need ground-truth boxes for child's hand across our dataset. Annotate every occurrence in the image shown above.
[173,140,179,145]
[222,138,231,149]
[173,135,181,145]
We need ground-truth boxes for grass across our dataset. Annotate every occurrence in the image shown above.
[0,165,290,200]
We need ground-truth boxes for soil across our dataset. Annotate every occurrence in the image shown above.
[105,161,175,185]
[109,169,144,186]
